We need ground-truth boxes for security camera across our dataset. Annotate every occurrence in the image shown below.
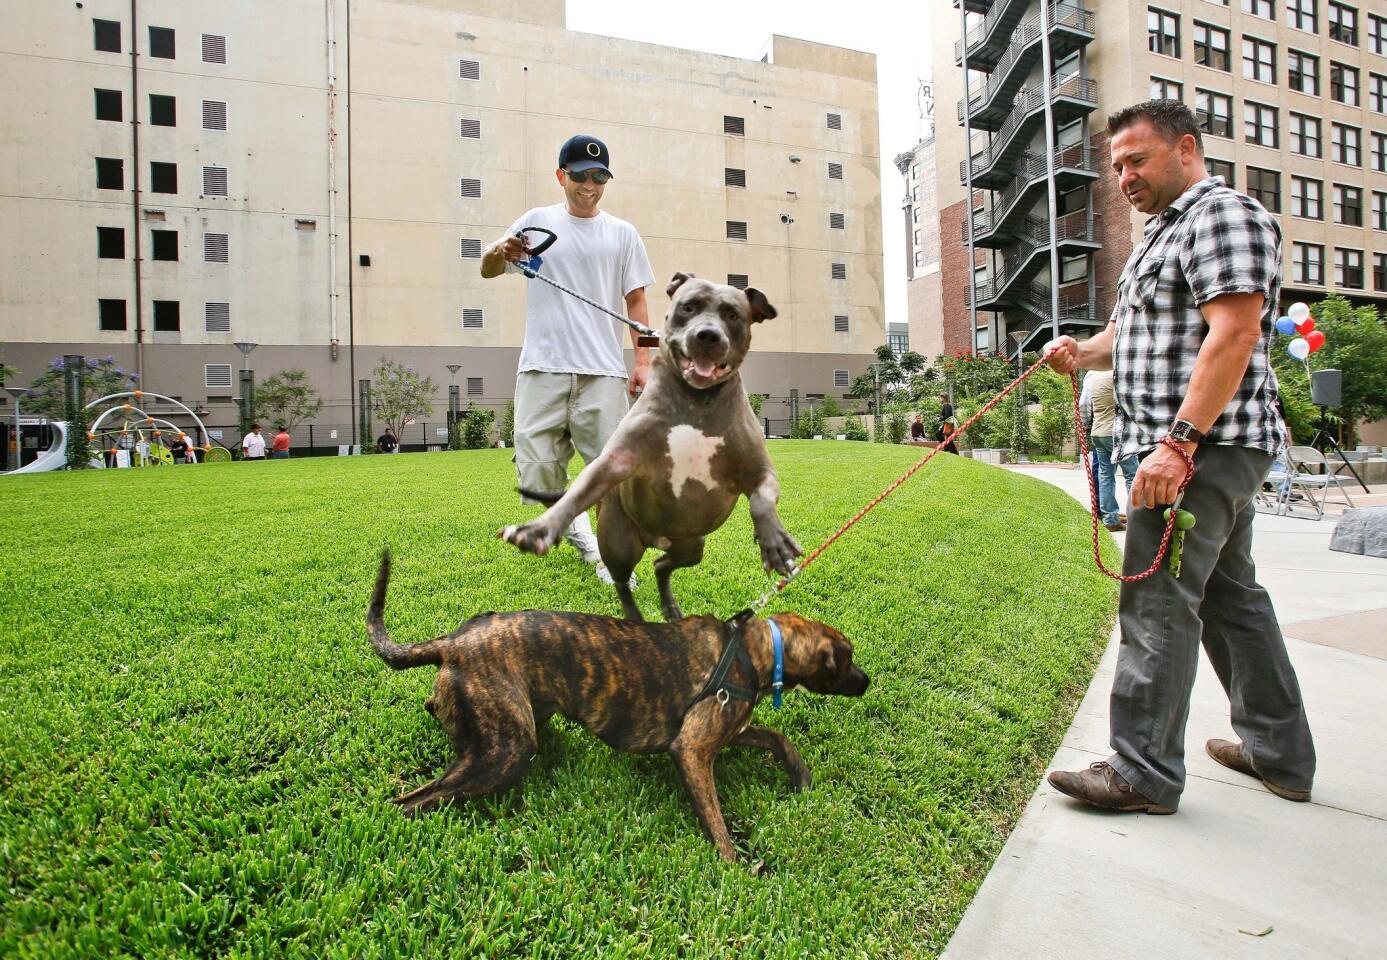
[788,154,801,163]
[780,213,794,224]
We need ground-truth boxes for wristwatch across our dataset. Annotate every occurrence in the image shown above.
[1167,419,1205,444]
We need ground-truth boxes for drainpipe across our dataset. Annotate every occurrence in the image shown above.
[1038,1,1063,341]
[130,0,145,380]
[345,0,357,445]
[326,0,340,362]
[959,3,980,356]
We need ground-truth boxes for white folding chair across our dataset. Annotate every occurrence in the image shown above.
[1285,445,1356,520]
[1256,448,1294,515]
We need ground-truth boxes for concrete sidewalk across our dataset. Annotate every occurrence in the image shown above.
[943,464,1387,960]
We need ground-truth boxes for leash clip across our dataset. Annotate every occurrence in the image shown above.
[716,688,730,707]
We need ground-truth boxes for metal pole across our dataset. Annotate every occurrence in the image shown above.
[873,366,883,440]
[358,378,371,453]
[959,1,981,356]
[130,0,145,382]
[1038,1,1063,340]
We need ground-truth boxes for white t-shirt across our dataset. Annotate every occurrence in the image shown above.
[242,432,266,457]
[505,204,655,378]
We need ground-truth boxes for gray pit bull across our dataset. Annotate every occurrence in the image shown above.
[500,272,802,621]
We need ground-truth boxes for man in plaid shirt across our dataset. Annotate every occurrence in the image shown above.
[1043,101,1316,814]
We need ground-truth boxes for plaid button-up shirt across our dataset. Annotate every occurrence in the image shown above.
[1110,176,1284,460]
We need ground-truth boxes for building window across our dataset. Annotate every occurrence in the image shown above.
[203,364,232,389]
[96,157,124,190]
[1374,253,1387,291]
[459,238,481,259]
[205,302,231,333]
[1331,62,1360,104]
[199,166,227,197]
[1243,36,1277,83]
[829,212,846,229]
[459,117,480,139]
[1246,167,1281,212]
[1288,50,1320,95]
[827,112,842,130]
[202,34,227,64]
[1206,157,1235,185]
[1334,184,1363,225]
[725,167,746,188]
[94,88,122,122]
[1371,13,1387,55]
[462,309,484,329]
[1292,176,1324,219]
[150,229,178,261]
[1150,8,1181,58]
[827,162,843,180]
[1336,247,1364,289]
[459,178,481,198]
[458,59,480,80]
[148,26,174,59]
[1329,2,1358,45]
[831,262,847,280]
[152,300,180,332]
[1333,123,1362,165]
[727,274,749,289]
[1372,132,1387,172]
[1290,113,1322,157]
[467,378,483,397]
[1150,76,1183,100]
[93,19,121,53]
[1287,0,1318,32]
[726,221,747,241]
[150,161,177,194]
[1061,254,1089,283]
[1293,242,1324,284]
[1373,191,1387,230]
[1371,74,1387,113]
[99,298,127,331]
[1194,22,1229,70]
[199,101,227,132]
[97,227,125,259]
[205,233,229,262]
[148,94,176,127]
[834,369,850,388]
[1196,89,1233,138]
[1243,0,1274,19]
[723,115,744,136]
[1244,102,1279,148]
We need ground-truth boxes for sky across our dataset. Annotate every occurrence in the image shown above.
[566,0,934,330]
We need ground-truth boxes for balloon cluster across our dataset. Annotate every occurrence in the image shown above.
[1274,302,1326,360]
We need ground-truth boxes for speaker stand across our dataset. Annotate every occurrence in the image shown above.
[1309,405,1370,494]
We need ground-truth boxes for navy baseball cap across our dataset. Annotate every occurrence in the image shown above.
[558,135,613,176]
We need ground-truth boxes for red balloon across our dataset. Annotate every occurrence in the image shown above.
[1306,330,1326,352]
[1296,317,1316,335]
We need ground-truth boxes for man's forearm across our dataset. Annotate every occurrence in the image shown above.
[1075,323,1116,370]
[1175,325,1260,435]
[479,237,509,279]
[626,291,651,366]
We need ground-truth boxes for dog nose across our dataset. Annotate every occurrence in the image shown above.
[694,327,726,346]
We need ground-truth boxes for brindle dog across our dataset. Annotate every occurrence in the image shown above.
[367,551,869,862]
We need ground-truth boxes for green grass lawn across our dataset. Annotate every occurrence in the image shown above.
[1,444,1118,959]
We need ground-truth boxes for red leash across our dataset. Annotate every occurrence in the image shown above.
[750,354,1193,610]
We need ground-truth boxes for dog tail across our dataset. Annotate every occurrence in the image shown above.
[367,549,443,670]
[516,486,563,506]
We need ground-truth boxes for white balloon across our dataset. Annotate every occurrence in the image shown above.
[1287,337,1310,360]
[1288,302,1310,322]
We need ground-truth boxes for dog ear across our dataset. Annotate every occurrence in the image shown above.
[666,271,696,297]
[816,637,837,673]
[744,288,778,323]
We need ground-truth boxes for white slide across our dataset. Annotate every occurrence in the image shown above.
[4,420,73,474]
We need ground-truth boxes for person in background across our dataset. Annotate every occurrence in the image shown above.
[271,426,291,460]
[910,414,926,441]
[376,426,399,454]
[168,433,191,464]
[241,423,267,461]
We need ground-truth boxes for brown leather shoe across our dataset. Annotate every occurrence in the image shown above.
[1105,521,1127,532]
[1047,761,1175,814]
[1205,739,1311,802]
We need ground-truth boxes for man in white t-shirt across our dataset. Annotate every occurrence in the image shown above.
[241,423,267,461]
[481,134,655,585]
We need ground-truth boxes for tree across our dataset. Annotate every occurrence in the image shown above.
[747,393,767,417]
[1281,295,1387,447]
[1031,369,1075,456]
[819,395,842,418]
[499,401,515,446]
[461,404,494,449]
[255,369,321,434]
[0,343,17,386]
[369,357,435,440]
[25,356,137,419]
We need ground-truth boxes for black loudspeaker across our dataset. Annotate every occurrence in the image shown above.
[1310,369,1342,408]
[358,254,371,267]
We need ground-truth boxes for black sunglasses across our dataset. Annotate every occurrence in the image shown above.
[566,168,611,185]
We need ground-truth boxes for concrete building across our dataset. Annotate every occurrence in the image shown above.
[0,0,884,446]
[897,135,945,360]
[930,0,1387,361]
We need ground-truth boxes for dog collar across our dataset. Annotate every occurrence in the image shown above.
[768,618,784,710]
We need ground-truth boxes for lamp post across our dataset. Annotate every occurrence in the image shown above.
[6,386,32,470]
[234,341,258,439]
[445,363,462,431]
[1009,330,1029,463]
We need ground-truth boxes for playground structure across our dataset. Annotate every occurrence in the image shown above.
[3,390,230,474]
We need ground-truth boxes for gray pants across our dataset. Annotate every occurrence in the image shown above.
[1107,443,1316,809]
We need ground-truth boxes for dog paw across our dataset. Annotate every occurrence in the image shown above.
[757,528,803,576]
[500,522,557,556]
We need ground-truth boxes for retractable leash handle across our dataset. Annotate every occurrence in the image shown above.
[503,227,558,277]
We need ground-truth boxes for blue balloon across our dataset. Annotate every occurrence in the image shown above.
[1275,316,1298,335]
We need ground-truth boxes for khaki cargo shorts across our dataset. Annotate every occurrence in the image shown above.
[513,371,629,501]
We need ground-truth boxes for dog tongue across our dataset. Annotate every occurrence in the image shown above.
[693,359,718,379]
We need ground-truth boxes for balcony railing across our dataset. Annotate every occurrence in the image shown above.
[960,76,1098,183]
[956,4,1094,124]
[964,144,1098,242]
[954,0,1030,65]
[955,0,1091,65]
[968,211,1100,306]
